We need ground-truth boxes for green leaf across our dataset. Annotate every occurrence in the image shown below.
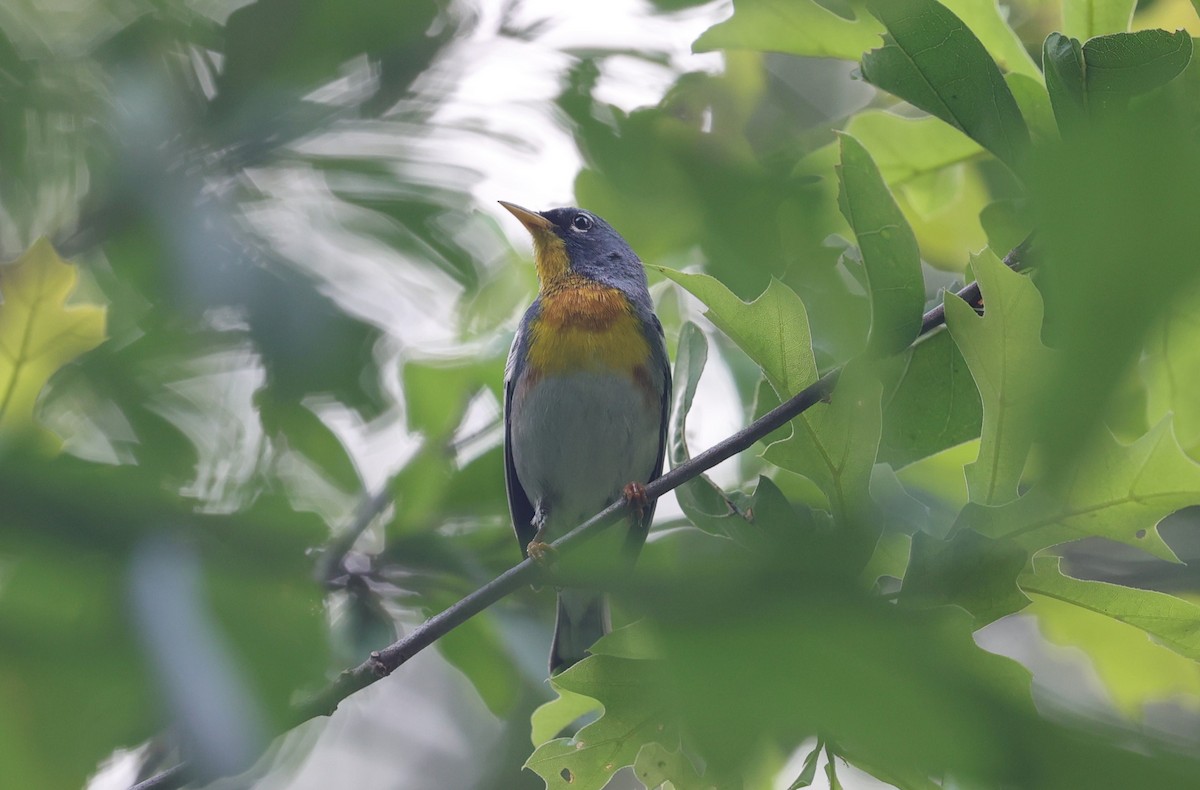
[525,655,674,790]
[764,361,883,523]
[901,531,1030,627]
[787,740,824,789]
[670,322,752,538]
[939,0,1042,79]
[1082,29,1193,102]
[1043,33,1089,136]
[692,0,1041,80]
[656,269,816,399]
[530,685,601,747]
[979,199,1032,257]
[437,608,519,717]
[1005,72,1059,144]
[861,527,913,587]
[835,134,925,356]
[0,238,106,438]
[825,752,843,790]
[880,331,983,469]
[633,742,704,790]
[1028,590,1200,717]
[861,0,1031,172]
[961,420,1197,560]
[843,110,983,189]
[590,620,664,660]
[1021,556,1200,662]
[693,0,884,61]
[1143,286,1200,458]
[1061,0,1137,40]
[944,249,1051,506]
[1045,30,1194,134]
[401,356,502,438]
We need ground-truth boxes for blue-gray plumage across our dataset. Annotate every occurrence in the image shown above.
[500,202,670,674]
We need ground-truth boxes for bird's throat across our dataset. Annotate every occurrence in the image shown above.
[532,231,571,284]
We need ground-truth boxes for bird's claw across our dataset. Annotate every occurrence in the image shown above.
[527,540,557,564]
[623,481,650,527]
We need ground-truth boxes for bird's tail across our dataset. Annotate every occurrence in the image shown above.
[550,589,609,675]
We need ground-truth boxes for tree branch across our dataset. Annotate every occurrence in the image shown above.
[129,236,1034,790]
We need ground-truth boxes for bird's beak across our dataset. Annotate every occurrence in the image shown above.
[499,201,553,235]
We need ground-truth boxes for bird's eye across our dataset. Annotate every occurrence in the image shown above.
[571,214,593,232]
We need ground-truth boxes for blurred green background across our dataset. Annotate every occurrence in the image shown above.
[5,0,1200,788]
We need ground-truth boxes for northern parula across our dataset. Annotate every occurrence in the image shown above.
[499,201,671,675]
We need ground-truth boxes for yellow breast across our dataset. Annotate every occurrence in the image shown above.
[526,279,651,375]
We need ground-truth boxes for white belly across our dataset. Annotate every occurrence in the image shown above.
[510,370,660,534]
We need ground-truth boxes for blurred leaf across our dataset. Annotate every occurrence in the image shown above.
[636,562,1200,786]
[0,238,106,437]
[438,607,519,717]
[257,395,360,493]
[669,323,751,538]
[1006,72,1059,144]
[862,0,1031,172]
[961,419,1195,560]
[1029,592,1200,717]
[694,0,1041,81]
[840,744,940,790]
[693,0,884,61]
[1029,101,1200,473]
[843,110,983,189]
[901,531,1030,627]
[836,134,925,356]
[0,451,328,790]
[591,620,664,660]
[1022,556,1200,662]
[764,362,883,525]
[525,655,674,790]
[1143,286,1200,457]
[657,270,816,399]
[869,464,932,537]
[386,440,507,537]
[979,199,1031,256]
[880,331,982,469]
[633,742,705,790]
[945,249,1050,506]
[211,0,446,135]
[1062,0,1138,40]
[248,269,386,416]
[402,357,503,438]
[861,527,913,587]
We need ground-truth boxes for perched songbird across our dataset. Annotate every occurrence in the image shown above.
[500,201,671,675]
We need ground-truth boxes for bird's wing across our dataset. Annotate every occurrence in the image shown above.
[624,313,672,557]
[504,322,537,555]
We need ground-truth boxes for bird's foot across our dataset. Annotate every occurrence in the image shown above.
[527,539,557,565]
[623,481,650,528]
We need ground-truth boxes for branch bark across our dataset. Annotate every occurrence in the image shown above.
[130,236,1034,790]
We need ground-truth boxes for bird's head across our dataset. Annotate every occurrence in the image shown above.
[499,201,645,294]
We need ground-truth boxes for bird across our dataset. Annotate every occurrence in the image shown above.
[499,201,671,675]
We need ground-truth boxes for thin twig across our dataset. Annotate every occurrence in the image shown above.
[129,236,1034,790]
